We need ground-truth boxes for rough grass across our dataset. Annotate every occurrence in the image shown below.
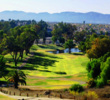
[26,78,79,86]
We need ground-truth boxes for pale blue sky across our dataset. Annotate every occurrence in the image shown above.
[0,0,110,14]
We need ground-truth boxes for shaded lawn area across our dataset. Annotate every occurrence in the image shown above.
[4,52,31,68]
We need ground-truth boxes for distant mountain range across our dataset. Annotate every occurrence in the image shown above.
[0,11,110,24]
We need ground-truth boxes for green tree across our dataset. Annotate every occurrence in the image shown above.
[32,25,40,45]
[38,20,48,44]
[100,52,110,62]
[3,25,36,66]
[3,35,21,66]
[51,36,57,44]
[87,59,101,79]
[74,30,86,43]
[20,26,36,55]
[64,39,75,53]
[78,42,86,52]
[52,22,77,44]
[97,57,110,87]
[87,38,110,59]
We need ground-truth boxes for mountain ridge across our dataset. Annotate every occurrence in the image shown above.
[0,10,110,24]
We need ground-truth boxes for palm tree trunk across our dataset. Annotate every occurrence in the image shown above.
[14,80,18,88]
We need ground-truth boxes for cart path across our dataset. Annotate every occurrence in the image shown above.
[0,91,71,100]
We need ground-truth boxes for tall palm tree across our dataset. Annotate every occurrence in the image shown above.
[8,70,26,88]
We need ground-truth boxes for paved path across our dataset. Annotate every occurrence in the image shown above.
[0,91,71,100]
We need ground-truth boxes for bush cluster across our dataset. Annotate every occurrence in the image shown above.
[69,84,84,92]
[86,52,110,88]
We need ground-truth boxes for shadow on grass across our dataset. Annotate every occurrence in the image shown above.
[6,58,23,64]
[27,56,58,68]
[72,53,84,55]
[20,52,60,71]
[34,52,61,59]
[54,72,67,75]
[37,69,67,75]
[38,69,52,72]
[17,52,67,75]
[0,81,7,85]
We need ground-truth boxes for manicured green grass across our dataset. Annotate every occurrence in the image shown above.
[21,44,89,89]
[31,44,63,50]
[1,44,89,89]
[22,45,89,77]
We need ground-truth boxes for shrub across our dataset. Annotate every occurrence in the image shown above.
[69,84,84,92]
[87,78,96,88]
[64,88,68,92]
[87,91,98,99]
[70,90,98,100]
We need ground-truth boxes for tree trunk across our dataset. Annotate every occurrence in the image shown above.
[20,50,23,61]
[14,52,18,67]
[43,37,46,45]
[26,49,29,55]
[69,48,71,54]
[15,60,17,67]
[36,39,39,45]
[14,81,18,89]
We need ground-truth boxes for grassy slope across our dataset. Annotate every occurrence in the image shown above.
[23,44,89,77]
[21,44,89,89]
[0,44,89,89]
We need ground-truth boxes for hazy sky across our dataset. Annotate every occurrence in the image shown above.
[0,0,110,14]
